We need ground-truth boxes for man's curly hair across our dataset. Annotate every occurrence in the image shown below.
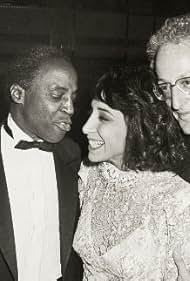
[94,66,187,172]
[147,13,190,68]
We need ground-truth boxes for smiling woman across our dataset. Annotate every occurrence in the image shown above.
[82,99,127,168]
[83,66,186,171]
[73,65,190,281]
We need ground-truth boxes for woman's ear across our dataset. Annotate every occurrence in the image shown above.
[10,84,25,104]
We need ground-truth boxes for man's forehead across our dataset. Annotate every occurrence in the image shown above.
[30,60,78,93]
[37,59,77,81]
[157,41,190,60]
[156,42,190,79]
[40,58,74,71]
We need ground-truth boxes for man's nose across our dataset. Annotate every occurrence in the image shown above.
[60,96,74,115]
[171,87,183,111]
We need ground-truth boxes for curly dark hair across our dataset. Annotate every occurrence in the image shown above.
[6,45,74,96]
[93,66,187,172]
[147,13,190,68]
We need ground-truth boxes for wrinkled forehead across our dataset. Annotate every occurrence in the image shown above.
[39,58,77,79]
[156,42,190,81]
[30,59,78,92]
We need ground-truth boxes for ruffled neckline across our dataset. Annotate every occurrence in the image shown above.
[98,162,138,182]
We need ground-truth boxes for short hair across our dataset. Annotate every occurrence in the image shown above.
[93,65,187,172]
[147,13,190,68]
[6,45,74,92]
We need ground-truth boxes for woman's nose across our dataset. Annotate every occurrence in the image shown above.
[82,115,96,134]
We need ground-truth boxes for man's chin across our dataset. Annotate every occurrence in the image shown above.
[45,131,67,143]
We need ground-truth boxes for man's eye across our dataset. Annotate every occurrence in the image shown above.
[158,83,169,92]
[51,91,62,99]
[181,78,190,89]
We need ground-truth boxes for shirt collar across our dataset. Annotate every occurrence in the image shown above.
[7,114,35,146]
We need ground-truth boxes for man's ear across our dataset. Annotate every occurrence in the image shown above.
[10,84,25,104]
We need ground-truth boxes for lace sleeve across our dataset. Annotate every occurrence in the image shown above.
[78,162,90,208]
[164,188,190,280]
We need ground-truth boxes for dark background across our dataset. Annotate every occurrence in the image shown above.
[0,0,190,153]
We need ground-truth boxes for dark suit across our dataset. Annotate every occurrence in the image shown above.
[176,139,190,183]
[177,159,190,183]
[0,127,83,281]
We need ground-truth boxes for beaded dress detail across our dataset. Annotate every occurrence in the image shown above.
[73,162,190,280]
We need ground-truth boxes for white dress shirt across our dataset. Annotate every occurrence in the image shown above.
[1,114,61,281]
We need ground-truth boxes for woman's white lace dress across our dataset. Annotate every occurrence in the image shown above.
[73,162,190,280]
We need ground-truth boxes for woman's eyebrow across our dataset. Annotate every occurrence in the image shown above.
[97,106,114,116]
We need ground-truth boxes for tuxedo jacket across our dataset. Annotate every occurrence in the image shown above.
[178,157,190,183]
[0,126,83,281]
[176,138,190,184]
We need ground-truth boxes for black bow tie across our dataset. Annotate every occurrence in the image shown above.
[15,140,56,152]
[3,120,55,152]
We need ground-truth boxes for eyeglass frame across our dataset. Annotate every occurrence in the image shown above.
[153,76,190,101]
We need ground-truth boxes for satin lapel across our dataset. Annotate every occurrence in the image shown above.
[0,131,18,280]
[53,150,79,276]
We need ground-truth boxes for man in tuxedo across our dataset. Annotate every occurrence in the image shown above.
[147,13,190,281]
[0,46,82,280]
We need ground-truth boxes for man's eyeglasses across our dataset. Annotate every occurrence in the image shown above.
[153,76,190,101]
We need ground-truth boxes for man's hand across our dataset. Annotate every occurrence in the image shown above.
[173,245,190,281]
